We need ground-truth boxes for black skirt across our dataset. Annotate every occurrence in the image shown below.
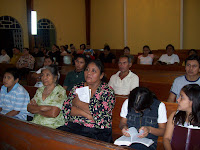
[57,122,112,143]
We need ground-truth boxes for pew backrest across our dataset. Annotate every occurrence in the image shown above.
[0,114,130,150]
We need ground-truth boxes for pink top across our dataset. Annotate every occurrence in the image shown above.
[138,54,154,65]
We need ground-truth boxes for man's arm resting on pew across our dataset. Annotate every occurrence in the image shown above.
[167,92,176,103]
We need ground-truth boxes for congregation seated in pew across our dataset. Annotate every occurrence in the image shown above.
[0,68,30,120]
[119,87,167,150]
[167,55,200,103]
[108,55,139,96]
[27,65,67,129]
[154,44,180,65]
[163,84,200,149]
[58,60,116,143]
[63,54,87,91]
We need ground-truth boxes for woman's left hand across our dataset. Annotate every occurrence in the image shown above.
[138,126,151,138]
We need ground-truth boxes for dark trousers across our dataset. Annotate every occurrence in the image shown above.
[57,122,112,143]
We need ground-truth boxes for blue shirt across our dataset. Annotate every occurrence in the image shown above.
[0,83,30,120]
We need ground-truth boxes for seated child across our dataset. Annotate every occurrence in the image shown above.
[120,87,167,150]
[0,68,30,120]
[163,84,200,149]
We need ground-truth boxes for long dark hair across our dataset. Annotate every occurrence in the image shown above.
[128,87,156,116]
[174,84,200,126]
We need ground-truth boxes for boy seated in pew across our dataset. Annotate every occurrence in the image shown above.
[63,54,87,91]
[108,55,139,96]
[0,68,30,120]
[167,55,200,102]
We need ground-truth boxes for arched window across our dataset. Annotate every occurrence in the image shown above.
[36,18,56,50]
[0,16,23,56]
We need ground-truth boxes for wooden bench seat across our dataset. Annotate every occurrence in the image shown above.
[0,114,130,150]
[0,84,178,150]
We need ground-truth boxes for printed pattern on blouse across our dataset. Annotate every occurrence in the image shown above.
[31,85,67,129]
[16,54,35,69]
[62,82,116,129]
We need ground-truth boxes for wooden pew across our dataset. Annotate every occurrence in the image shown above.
[104,63,186,72]
[112,96,178,150]
[0,63,15,79]
[0,114,130,150]
[104,68,184,84]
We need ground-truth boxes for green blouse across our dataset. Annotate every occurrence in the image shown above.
[31,85,67,129]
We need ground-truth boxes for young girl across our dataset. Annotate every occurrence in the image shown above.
[163,84,200,150]
[120,87,167,150]
[0,68,30,120]
[137,45,154,65]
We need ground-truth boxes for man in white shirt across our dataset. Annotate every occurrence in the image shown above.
[108,55,139,95]
[154,44,180,65]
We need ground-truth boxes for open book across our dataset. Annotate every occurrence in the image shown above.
[114,127,154,147]
[171,125,200,150]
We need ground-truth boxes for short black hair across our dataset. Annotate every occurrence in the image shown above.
[5,68,20,80]
[45,56,54,63]
[185,54,200,68]
[123,46,130,51]
[104,45,110,51]
[119,55,132,63]
[188,49,198,55]
[166,44,175,50]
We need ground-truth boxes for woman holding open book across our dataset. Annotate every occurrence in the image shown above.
[119,87,167,150]
[163,84,200,150]
[59,59,116,143]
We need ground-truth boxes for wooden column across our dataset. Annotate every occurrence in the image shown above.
[26,0,34,51]
[85,0,91,45]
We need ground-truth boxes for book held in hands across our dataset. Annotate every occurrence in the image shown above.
[114,127,154,147]
[171,125,200,150]
[75,86,91,103]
